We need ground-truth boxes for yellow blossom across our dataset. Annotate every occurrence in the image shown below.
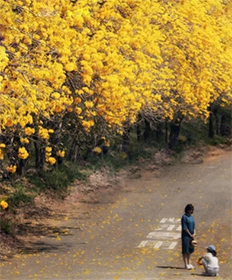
[24,127,35,136]
[0,46,9,72]
[38,126,49,140]
[46,147,52,153]
[51,92,60,99]
[65,63,77,72]
[6,119,14,127]
[82,120,94,129]
[83,53,90,61]
[18,147,29,160]
[48,157,56,165]
[20,138,30,144]
[7,165,17,173]
[93,147,102,154]
[75,107,82,114]
[57,150,65,157]
[0,200,8,210]
[0,149,5,160]
[104,140,110,147]
[84,101,94,109]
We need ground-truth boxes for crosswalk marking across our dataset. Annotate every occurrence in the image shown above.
[137,240,178,250]
[137,241,148,248]
[154,241,163,249]
[160,218,180,223]
[155,224,180,231]
[176,225,181,231]
[147,232,181,240]
[167,225,175,231]
[137,217,181,250]
[168,242,177,249]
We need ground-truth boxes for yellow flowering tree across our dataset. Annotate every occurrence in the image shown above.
[0,0,231,174]
[141,0,232,147]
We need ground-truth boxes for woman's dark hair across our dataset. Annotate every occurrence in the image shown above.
[185,204,194,214]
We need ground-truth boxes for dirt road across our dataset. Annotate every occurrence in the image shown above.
[0,150,231,280]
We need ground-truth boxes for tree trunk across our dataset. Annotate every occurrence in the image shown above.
[169,123,181,149]
[165,121,168,144]
[169,116,183,149]
[208,111,214,138]
[122,125,130,154]
[155,122,163,143]
[137,124,142,142]
[68,139,79,162]
[213,107,219,135]
[143,119,151,140]
[17,159,25,176]
[220,115,227,136]
[136,114,142,142]
[34,140,45,170]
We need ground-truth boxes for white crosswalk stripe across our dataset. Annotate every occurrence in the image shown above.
[153,241,163,249]
[167,225,175,231]
[168,242,178,249]
[137,217,181,250]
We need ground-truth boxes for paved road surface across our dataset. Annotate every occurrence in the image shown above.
[0,150,231,280]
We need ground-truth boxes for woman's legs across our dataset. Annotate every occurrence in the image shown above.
[183,254,188,268]
[183,253,191,268]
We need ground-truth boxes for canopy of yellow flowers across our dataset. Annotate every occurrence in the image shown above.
[0,0,231,156]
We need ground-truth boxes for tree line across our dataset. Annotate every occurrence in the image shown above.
[0,0,231,178]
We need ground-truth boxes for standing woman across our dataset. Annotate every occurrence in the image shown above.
[181,204,196,269]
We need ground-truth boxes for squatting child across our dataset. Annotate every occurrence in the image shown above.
[198,245,219,277]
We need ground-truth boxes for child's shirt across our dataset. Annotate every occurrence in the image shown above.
[203,252,219,268]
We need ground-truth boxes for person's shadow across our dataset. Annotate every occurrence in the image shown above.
[156,266,207,277]
[191,273,211,277]
[156,265,186,270]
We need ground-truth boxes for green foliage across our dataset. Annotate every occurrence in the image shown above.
[86,136,156,172]
[206,135,230,146]
[0,217,15,234]
[6,185,34,207]
[180,119,208,145]
[27,162,87,193]
[85,152,126,172]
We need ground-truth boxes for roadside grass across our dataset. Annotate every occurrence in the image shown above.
[0,184,35,234]
[6,185,34,207]
[27,161,88,194]
[86,137,156,173]
[0,215,16,235]
[206,134,231,146]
